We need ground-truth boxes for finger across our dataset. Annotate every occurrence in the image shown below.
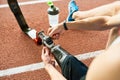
[55,33,60,39]
[52,34,57,39]
[43,46,51,55]
[51,33,59,39]
[41,47,45,59]
[51,60,55,67]
[47,28,52,35]
[44,47,50,56]
[42,47,46,55]
[49,28,57,37]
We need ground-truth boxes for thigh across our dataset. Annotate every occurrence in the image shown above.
[86,43,120,80]
[106,27,119,48]
[74,1,120,20]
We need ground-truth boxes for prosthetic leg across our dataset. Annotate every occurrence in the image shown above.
[38,31,88,80]
[38,31,69,67]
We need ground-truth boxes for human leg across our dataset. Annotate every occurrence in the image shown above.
[86,43,120,80]
[72,1,119,20]
[106,27,119,49]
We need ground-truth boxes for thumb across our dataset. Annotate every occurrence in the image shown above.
[42,47,49,55]
[48,28,56,37]
[47,28,52,35]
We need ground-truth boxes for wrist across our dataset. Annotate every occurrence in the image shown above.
[58,21,68,31]
[63,21,68,30]
[45,63,53,70]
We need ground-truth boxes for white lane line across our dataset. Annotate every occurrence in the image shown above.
[0,50,103,77]
[0,0,59,8]
[75,50,104,60]
[0,62,44,77]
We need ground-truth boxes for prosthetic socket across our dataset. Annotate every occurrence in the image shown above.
[38,31,70,67]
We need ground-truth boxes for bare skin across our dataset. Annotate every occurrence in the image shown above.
[86,43,120,80]
[48,1,120,38]
[106,27,119,48]
[41,47,66,80]
[42,1,120,80]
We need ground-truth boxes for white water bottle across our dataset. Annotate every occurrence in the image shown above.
[47,0,59,27]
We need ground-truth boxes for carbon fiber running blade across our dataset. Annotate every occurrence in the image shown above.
[7,0,42,45]
[7,0,31,33]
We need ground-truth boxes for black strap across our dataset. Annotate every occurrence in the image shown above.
[63,21,68,30]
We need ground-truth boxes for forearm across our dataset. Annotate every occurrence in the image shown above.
[45,64,66,80]
[64,16,111,31]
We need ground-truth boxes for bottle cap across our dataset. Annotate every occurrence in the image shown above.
[47,0,54,7]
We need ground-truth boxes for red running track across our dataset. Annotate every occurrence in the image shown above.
[0,0,115,79]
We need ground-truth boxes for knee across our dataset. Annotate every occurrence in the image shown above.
[113,1,120,5]
[72,11,82,20]
[112,1,120,7]
[73,11,88,20]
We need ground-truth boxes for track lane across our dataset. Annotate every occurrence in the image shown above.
[0,0,115,79]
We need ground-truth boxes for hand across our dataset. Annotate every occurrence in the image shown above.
[47,22,64,39]
[41,47,55,66]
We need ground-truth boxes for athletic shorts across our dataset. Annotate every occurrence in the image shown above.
[61,55,88,80]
